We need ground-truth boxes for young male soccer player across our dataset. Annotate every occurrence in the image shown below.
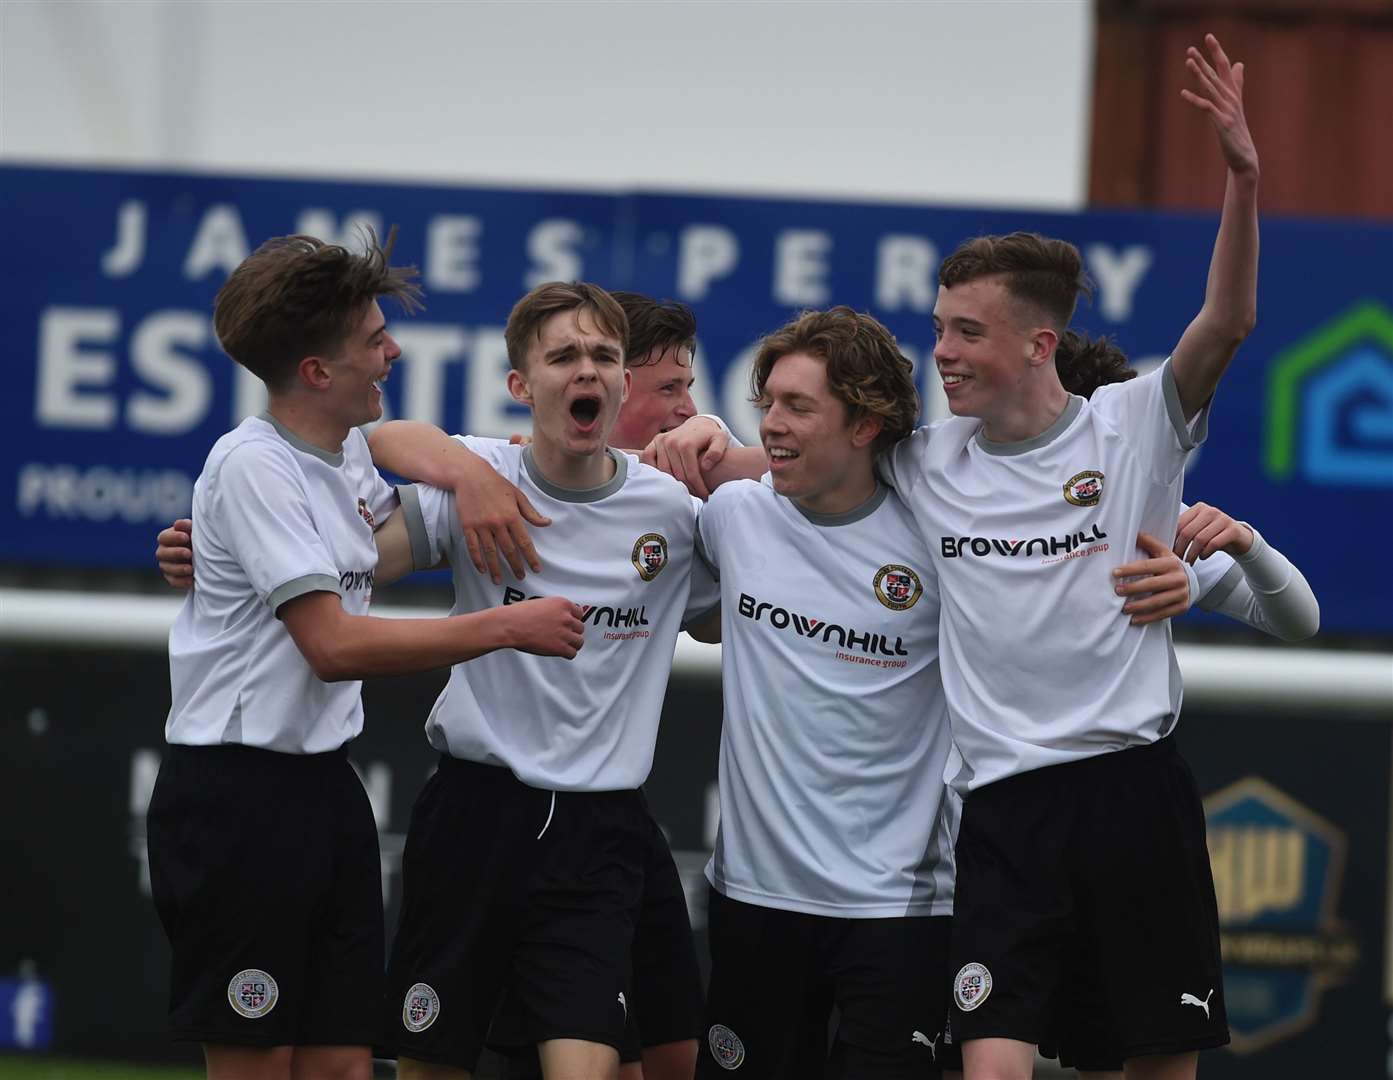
[693,306,958,1080]
[148,234,584,1080]
[369,282,718,1080]
[889,34,1258,1080]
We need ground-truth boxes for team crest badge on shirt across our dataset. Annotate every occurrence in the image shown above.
[708,1023,746,1070]
[1063,470,1104,507]
[953,962,993,1012]
[227,968,278,1019]
[357,497,377,528]
[873,564,924,611]
[402,982,440,1032]
[631,533,669,581]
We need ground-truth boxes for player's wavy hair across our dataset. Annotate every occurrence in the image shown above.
[213,227,422,389]
[504,282,629,370]
[939,231,1094,331]
[610,292,697,368]
[751,307,920,453]
[1055,330,1137,398]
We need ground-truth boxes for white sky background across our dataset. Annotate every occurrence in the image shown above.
[1,0,1093,209]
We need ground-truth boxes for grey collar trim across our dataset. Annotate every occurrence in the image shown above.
[523,445,628,502]
[791,482,889,526]
[260,412,344,466]
[975,396,1083,456]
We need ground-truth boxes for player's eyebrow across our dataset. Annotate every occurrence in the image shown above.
[365,320,387,341]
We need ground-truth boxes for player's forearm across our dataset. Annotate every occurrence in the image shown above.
[1174,170,1260,416]
[303,607,517,681]
[702,447,768,490]
[368,420,484,489]
[1199,528,1319,641]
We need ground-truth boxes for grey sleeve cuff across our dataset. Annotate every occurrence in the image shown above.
[269,573,341,615]
[395,484,434,570]
[1161,358,1210,451]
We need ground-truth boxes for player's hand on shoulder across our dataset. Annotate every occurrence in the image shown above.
[453,459,551,586]
[1174,501,1253,562]
[505,595,586,660]
[156,518,194,589]
[1113,532,1191,625]
[641,416,729,500]
[1181,33,1258,180]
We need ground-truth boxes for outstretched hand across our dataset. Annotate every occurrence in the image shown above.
[1113,532,1192,625]
[1182,33,1258,179]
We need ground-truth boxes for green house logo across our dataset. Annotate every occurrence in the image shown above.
[1264,301,1393,488]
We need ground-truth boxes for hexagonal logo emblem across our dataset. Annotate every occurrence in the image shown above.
[1204,777,1359,1054]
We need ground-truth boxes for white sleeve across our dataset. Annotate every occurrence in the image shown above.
[699,413,743,450]
[1089,359,1210,484]
[876,426,933,497]
[348,429,399,524]
[1196,526,1320,641]
[398,482,458,570]
[213,443,342,613]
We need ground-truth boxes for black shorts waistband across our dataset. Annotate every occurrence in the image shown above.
[165,741,351,766]
[435,754,641,803]
[979,735,1179,797]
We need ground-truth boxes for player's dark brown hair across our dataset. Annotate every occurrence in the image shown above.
[1054,330,1137,398]
[504,282,629,370]
[213,229,422,389]
[751,307,920,452]
[939,231,1093,331]
[610,292,697,368]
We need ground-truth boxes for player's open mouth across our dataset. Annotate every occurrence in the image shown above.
[767,446,799,466]
[570,396,602,431]
[940,372,970,387]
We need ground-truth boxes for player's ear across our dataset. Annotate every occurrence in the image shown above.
[1028,327,1059,369]
[850,412,883,450]
[298,354,333,391]
[507,368,533,407]
[621,368,632,405]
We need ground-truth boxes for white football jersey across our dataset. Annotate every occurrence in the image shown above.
[700,476,954,918]
[401,439,718,792]
[882,360,1209,792]
[166,415,397,754]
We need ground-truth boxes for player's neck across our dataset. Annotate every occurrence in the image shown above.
[794,464,878,517]
[528,436,617,491]
[978,380,1071,445]
[264,397,350,455]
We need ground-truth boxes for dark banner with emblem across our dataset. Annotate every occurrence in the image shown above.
[4,641,1390,1073]
[4,164,1393,636]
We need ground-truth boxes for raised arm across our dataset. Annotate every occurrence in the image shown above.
[1170,33,1261,419]
[368,420,549,584]
[642,416,767,497]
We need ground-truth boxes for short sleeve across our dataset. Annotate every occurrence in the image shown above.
[212,443,341,613]
[1089,359,1210,484]
[876,425,933,497]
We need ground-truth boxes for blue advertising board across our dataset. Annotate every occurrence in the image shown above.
[4,164,1391,633]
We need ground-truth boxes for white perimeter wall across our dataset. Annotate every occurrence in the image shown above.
[1,0,1093,208]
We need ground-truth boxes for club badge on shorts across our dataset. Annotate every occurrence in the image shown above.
[873,563,924,610]
[1063,469,1104,507]
[708,1023,746,1070]
[632,532,669,581]
[954,962,993,1012]
[402,982,440,1032]
[227,968,278,1019]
